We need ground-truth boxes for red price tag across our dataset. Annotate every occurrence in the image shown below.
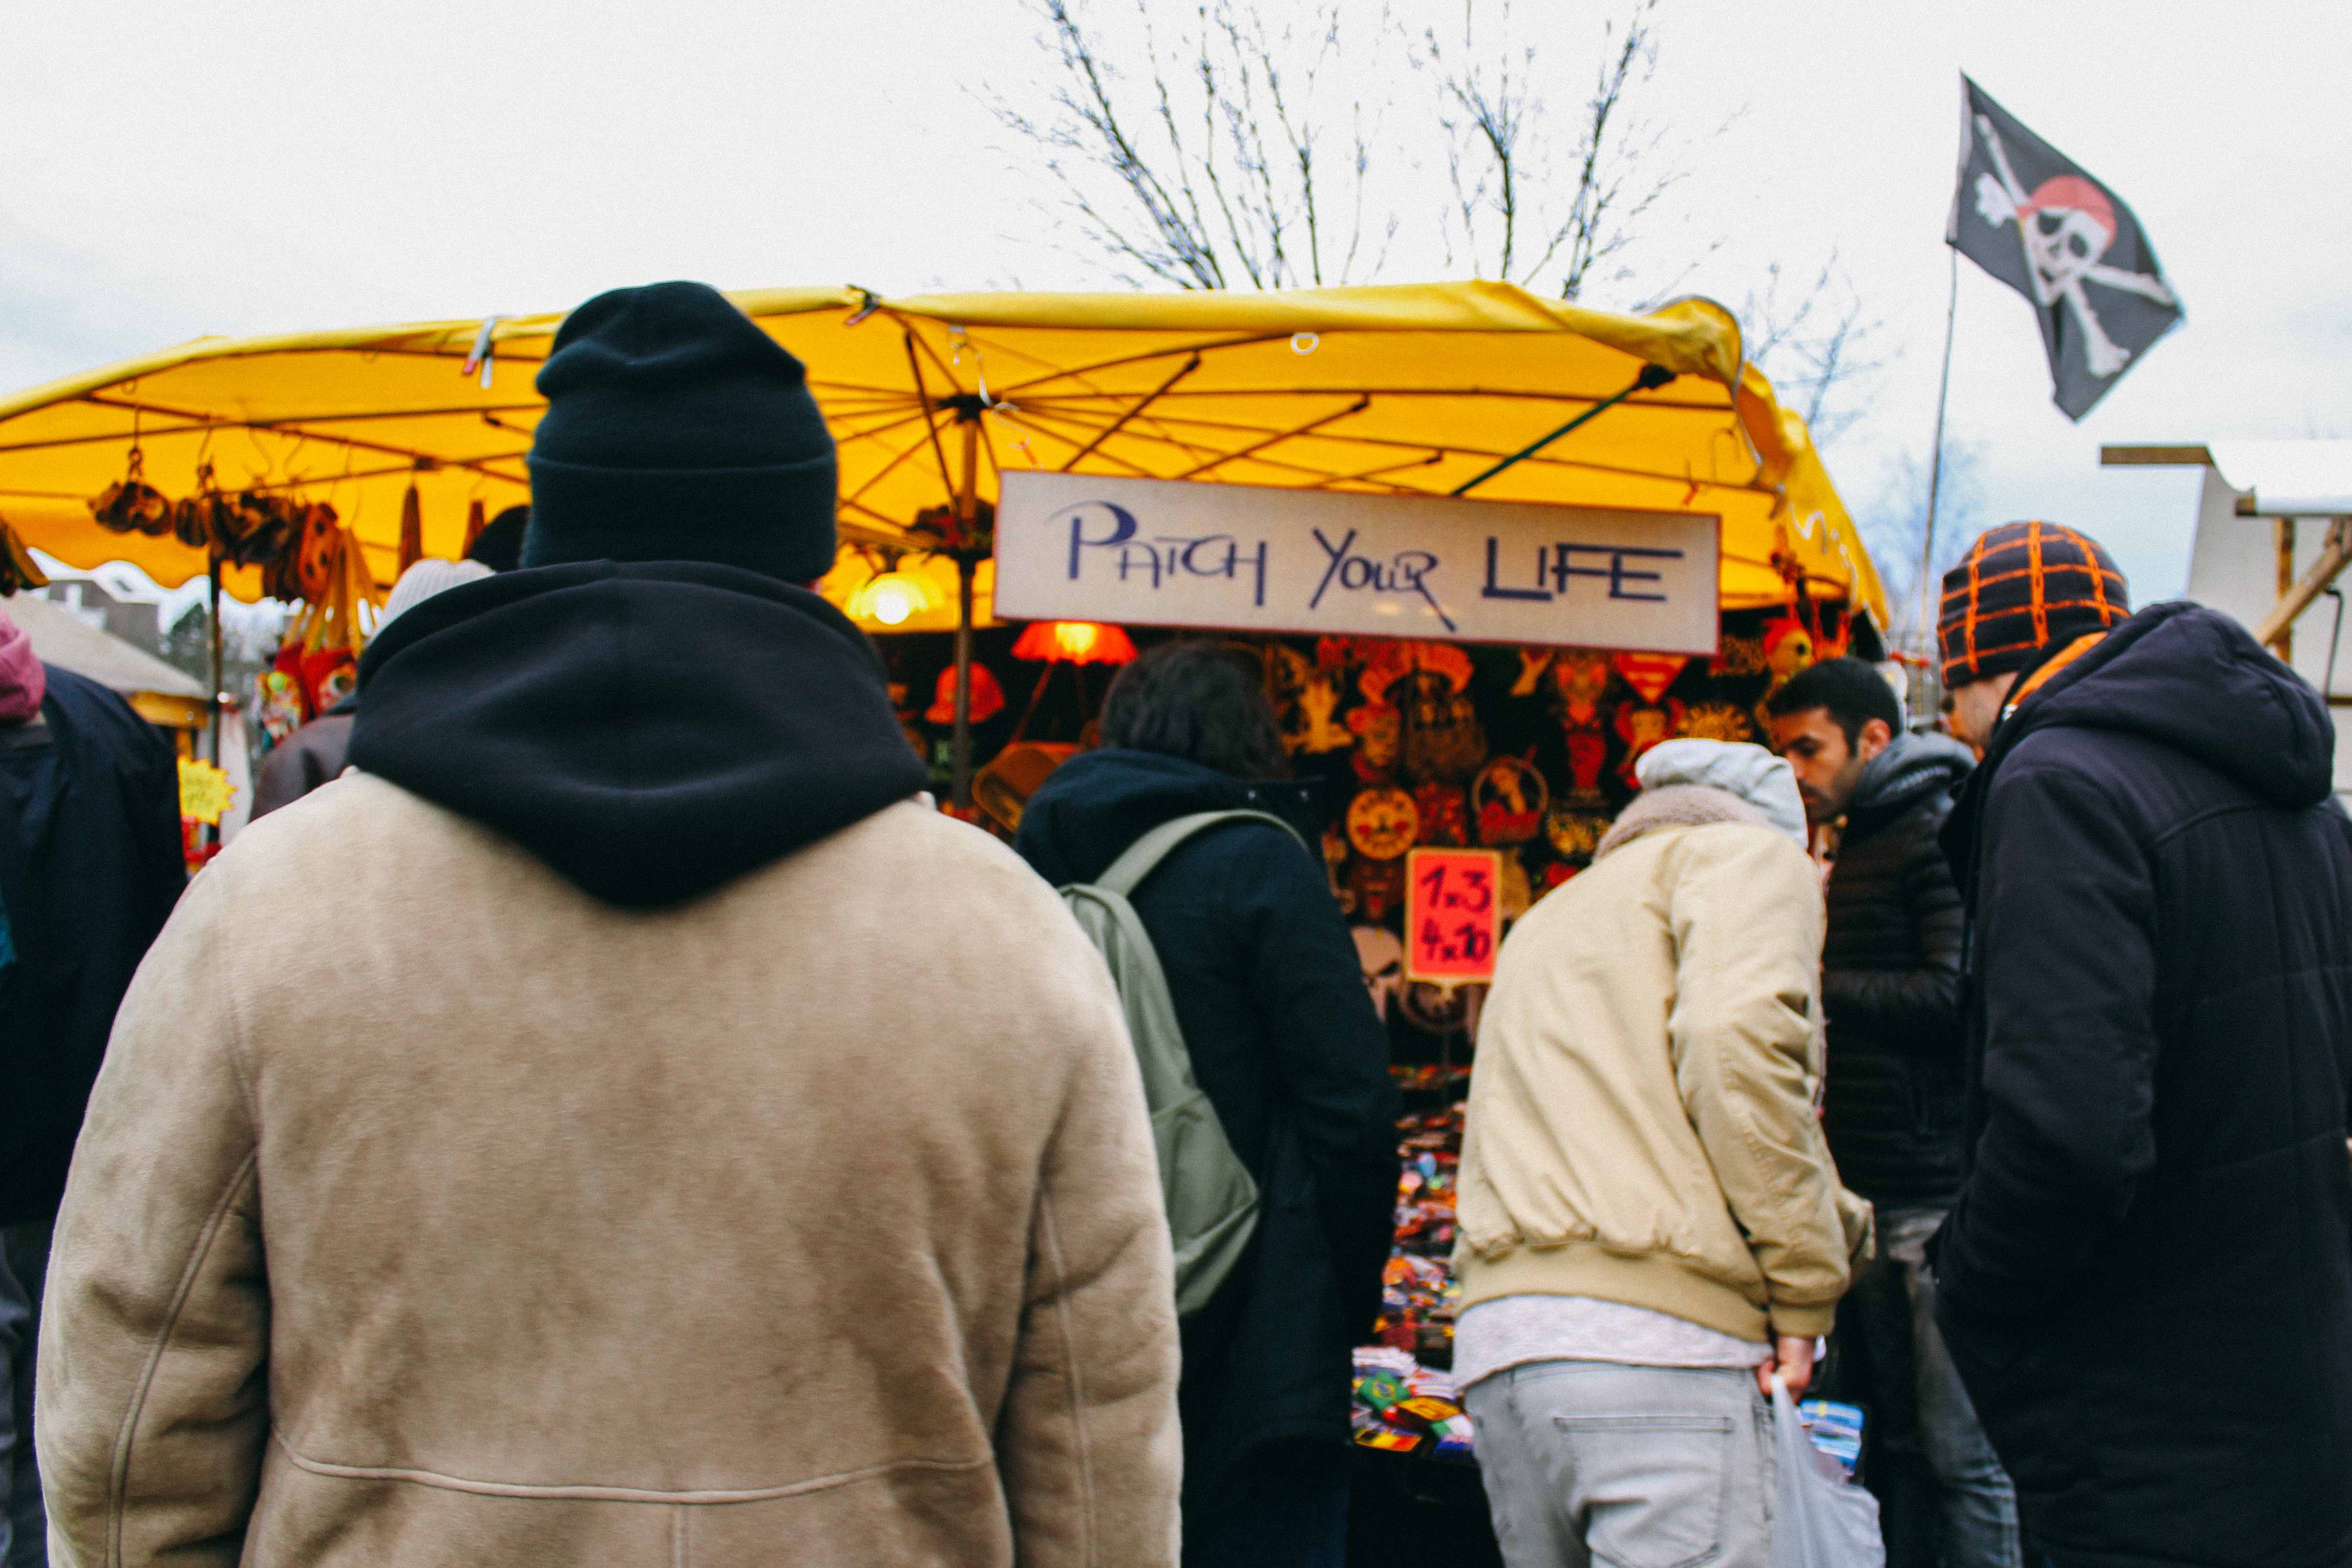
[1403,848,1503,985]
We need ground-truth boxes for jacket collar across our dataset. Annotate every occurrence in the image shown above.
[1594,784,1772,861]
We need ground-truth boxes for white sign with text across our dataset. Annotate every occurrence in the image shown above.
[993,472,1721,654]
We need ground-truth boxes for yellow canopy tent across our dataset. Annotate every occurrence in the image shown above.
[0,279,1882,622]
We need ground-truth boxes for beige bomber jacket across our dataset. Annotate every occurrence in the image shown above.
[1456,791,1874,1341]
[37,779,1181,1568]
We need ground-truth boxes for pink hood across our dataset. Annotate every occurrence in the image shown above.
[0,604,47,724]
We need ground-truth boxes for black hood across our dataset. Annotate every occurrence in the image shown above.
[1015,747,1308,887]
[1848,730,1975,831]
[1944,601,2334,893]
[1990,600,2332,808]
[349,560,926,908]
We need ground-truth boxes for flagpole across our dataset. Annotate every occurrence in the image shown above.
[1918,247,1961,644]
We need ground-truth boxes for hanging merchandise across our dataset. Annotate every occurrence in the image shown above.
[1713,631,1766,678]
[1497,854,1534,921]
[1471,755,1548,846]
[1347,702,1404,782]
[1264,641,1312,715]
[1614,697,1684,790]
[399,478,425,574]
[1347,786,1421,861]
[925,662,1005,725]
[1357,639,1414,707]
[270,524,380,716]
[1679,699,1756,743]
[1612,652,1690,704]
[1399,665,1486,785]
[1321,823,1354,903]
[87,445,173,536]
[1354,926,1405,1023]
[1547,649,1615,804]
[1399,980,1470,1036]
[1411,783,1471,848]
[1285,670,1354,756]
[1545,805,1610,863]
[1754,617,1819,729]
[255,666,307,747]
[1348,857,1407,923]
[0,522,47,595]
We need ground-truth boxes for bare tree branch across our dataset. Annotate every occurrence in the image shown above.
[1864,441,1982,644]
[1740,254,1890,447]
[987,0,1878,457]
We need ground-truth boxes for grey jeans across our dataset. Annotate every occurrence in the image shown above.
[1464,1361,1776,1568]
[1826,1208,2020,1568]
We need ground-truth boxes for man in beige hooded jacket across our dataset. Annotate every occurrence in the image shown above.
[1456,739,1871,1568]
[35,283,1181,1568]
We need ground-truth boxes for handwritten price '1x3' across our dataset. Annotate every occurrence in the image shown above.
[1405,848,1504,984]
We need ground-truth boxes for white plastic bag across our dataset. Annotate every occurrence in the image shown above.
[1771,1374,1884,1568]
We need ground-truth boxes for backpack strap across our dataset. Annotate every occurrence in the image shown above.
[1094,809,1307,900]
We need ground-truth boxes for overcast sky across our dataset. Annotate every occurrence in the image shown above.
[4,0,2345,611]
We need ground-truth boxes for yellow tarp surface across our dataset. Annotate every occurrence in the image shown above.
[0,280,1883,625]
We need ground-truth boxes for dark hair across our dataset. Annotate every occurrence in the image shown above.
[466,506,530,572]
[1099,639,1291,780]
[1765,656,1903,748]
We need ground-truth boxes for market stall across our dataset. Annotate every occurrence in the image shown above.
[0,280,1879,793]
[0,280,1883,1550]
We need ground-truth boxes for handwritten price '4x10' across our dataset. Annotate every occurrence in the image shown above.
[1404,847,1504,986]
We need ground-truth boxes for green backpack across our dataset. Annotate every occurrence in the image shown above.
[1059,809,1305,1316]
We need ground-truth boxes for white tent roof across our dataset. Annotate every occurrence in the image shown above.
[7,591,207,699]
[2208,440,2352,517]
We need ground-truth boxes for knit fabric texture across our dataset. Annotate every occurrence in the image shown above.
[378,558,492,633]
[523,281,838,585]
[1939,520,2130,686]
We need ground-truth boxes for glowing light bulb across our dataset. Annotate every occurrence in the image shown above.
[849,569,933,627]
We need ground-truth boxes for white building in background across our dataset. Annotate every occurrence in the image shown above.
[2104,441,2352,803]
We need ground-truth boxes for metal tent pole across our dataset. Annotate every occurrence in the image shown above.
[207,549,225,848]
[951,415,980,812]
[1918,249,1961,645]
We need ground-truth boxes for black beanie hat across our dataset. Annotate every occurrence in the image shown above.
[523,282,837,583]
[1938,520,2130,686]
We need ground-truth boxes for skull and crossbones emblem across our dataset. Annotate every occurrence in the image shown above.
[1972,114,2177,378]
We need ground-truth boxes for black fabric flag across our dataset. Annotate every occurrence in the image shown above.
[1948,75,2182,420]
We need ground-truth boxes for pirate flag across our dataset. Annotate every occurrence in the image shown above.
[1949,76,2182,420]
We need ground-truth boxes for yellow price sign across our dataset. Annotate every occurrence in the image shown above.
[177,758,234,826]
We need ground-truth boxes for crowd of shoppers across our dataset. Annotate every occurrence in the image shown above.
[7,284,2350,1568]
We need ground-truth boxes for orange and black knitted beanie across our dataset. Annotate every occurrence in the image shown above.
[1938,521,2130,686]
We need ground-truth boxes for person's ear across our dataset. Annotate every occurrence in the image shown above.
[1858,717,1895,759]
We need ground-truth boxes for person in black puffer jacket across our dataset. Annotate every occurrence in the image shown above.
[1935,523,2352,1568]
[1770,658,2015,1568]
[1016,640,1398,1568]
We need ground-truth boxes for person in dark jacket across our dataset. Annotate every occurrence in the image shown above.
[1016,640,1399,1568]
[1934,521,2352,1568]
[1768,658,2014,1568]
[0,597,185,1567]
[250,557,494,820]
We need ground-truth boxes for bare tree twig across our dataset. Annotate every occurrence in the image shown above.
[986,0,1878,453]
